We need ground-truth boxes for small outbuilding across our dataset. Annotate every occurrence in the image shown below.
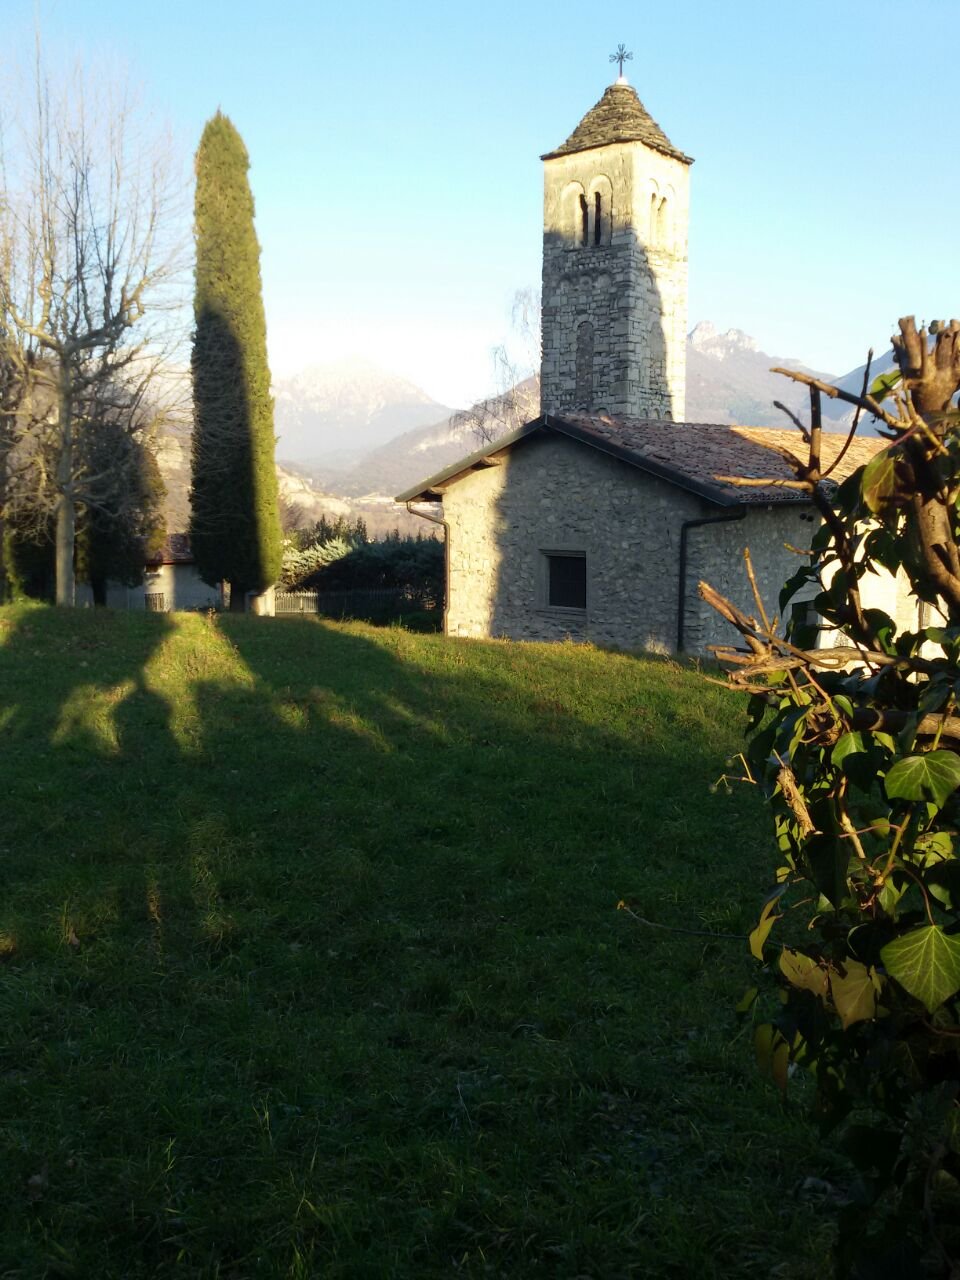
[142,533,222,613]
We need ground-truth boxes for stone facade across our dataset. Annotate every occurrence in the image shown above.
[540,86,691,422]
[442,433,822,652]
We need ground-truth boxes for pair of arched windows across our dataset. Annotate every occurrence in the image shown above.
[563,178,612,248]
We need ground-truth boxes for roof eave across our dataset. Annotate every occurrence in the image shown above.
[540,138,694,165]
[395,418,547,504]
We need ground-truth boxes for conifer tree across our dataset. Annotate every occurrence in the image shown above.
[190,113,281,607]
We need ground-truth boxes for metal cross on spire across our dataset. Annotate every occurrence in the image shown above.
[609,44,633,80]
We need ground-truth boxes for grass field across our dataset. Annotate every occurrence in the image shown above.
[0,604,838,1278]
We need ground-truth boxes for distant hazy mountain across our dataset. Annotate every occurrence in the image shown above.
[152,424,192,532]
[685,322,838,428]
[327,328,847,500]
[273,356,453,468]
[821,347,897,429]
[305,329,871,501]
[155,332,898,540]
[332,376,541,499]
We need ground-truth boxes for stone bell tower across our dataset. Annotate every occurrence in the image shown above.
[540,68,692,420]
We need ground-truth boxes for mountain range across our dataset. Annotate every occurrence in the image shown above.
[157,326,895,535]
[273,357,453,473]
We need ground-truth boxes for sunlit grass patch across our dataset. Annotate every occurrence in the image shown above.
[0,604,838,1277]
[51,679,135,754]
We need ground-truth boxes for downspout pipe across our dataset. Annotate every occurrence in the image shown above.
[406,499,450,634]
[676,507,746,654]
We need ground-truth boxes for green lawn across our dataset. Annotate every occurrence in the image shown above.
[0,604,835,1277]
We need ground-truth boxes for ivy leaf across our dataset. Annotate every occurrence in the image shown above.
[915,830,955,861]
[749,893,784,960]
[869,368,903,402]
[926,862,960,911]
[832,731,884,789]
[754,1023,789,1094]
[780,947,828,998]
[861,451,897,514]
[804,831,850,909]
[832,732,867,767]
[881,926,960,1013]
[830,961,881,1029]
[878,876,908,915]
[735,986,758,1016]
[884,751,960,809]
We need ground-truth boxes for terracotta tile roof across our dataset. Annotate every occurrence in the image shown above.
[541,82,692,164]
[146,532,193,565]
[396,414,886,508]
[556,413,885,504]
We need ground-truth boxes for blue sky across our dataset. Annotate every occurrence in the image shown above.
[7,0,960,406]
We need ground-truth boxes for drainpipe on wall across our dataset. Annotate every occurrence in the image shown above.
[676,508,746,654]
[406,500,450,635]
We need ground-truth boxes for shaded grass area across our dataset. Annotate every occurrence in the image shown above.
[0,604,834,1277]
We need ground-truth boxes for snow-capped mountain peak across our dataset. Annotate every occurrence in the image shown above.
[688,321,759,360]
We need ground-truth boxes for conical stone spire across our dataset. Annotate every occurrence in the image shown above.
[542,81,691,165]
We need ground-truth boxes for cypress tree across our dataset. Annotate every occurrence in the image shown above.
[190,112,281,607]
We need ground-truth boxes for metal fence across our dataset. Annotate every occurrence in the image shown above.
[275,588,435,618]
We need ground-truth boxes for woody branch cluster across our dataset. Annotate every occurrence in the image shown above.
[700,316,960,699]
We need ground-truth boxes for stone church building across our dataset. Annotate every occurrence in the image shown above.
[398,74,890,654]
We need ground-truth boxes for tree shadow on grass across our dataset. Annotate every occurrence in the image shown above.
[0,611,829,1279]
[0,604,176,903]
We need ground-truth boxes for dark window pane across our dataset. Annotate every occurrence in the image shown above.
[548,555,586,608]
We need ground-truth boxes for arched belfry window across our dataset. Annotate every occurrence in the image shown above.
[575,321,595,406]
[587,176,613,248]
[647,185,672,249]
[562,182,587,248]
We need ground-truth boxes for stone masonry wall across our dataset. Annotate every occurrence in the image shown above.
[685,507,925,654]
[682,504,819,654]
[444,433,707,650]
[442,434,926,655]
[541,141,689,421]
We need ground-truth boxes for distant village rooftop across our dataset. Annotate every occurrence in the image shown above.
[145,532,194,566]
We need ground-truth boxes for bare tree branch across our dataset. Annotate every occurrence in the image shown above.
[0,45,187,603]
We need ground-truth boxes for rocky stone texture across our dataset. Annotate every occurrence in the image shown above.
[442,433,816,653]
[540,86,690,424]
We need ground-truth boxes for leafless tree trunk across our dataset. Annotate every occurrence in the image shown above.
[0,42,185,604]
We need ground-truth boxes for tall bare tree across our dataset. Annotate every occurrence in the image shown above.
[0,46,184,604]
